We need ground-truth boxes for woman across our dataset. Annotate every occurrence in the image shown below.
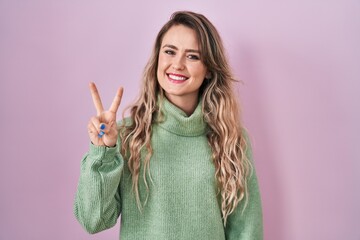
[74,11,263,240]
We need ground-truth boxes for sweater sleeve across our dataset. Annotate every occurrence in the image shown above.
[73,137,124,234]
[224,130,264,240]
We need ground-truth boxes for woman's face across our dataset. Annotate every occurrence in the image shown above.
[157,24,208,106]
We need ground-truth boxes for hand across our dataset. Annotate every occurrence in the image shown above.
[87,82,124,147]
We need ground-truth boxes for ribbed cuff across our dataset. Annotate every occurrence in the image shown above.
[88,142,118,163]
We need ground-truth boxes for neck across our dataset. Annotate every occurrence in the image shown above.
[165,93,199,116]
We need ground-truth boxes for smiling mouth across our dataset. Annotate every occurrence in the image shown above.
[167,73,189,82]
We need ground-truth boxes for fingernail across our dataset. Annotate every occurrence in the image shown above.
[98,131,105,138]
[100,123,106,130]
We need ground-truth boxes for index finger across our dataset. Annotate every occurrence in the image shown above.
[109,87,124,113]
[89,82,104,115]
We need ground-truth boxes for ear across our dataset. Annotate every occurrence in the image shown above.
[205,72,212,79]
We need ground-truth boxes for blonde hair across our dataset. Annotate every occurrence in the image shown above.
[120,11,252,226]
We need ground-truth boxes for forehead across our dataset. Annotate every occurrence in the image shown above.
[161,25,199,49]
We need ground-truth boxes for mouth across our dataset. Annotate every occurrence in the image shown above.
[166,73,189,83]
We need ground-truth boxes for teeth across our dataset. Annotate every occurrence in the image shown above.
[168,74,187,81]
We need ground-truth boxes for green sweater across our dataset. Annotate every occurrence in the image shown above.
[74,98,263,239]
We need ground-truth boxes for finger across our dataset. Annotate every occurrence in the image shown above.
[98,122,112,134]
[89,119,107,138]
[89,82,105,115]
[88,122,104,145]
[109,87,124,113]
[87,121,97,135]
[107,127,119,140]
[90,116,101,131]
[90,116,113,134]
[88,120,105,138]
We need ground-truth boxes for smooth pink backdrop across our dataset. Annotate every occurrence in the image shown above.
[0,1,359,239]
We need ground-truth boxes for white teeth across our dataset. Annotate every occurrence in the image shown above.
[168,74,187,81]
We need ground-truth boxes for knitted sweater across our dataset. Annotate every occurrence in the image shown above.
[74,98,263,240]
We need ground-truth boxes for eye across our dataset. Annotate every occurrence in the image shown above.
[164,50,175,55]
[187,54,200,60]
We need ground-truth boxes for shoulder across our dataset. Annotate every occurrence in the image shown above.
[116,117,134,136]
[241,127,252,145]
[117,116,133,127]
[240,127,255,163]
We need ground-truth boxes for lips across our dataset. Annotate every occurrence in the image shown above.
[167,73,189,82]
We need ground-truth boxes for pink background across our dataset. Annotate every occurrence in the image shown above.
[1,1,359,239]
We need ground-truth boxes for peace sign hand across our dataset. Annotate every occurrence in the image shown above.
[87,82,124,147]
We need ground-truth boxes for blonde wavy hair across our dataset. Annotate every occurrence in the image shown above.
[120,11,252,226]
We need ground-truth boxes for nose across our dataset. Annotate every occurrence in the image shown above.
[172,55,185,71]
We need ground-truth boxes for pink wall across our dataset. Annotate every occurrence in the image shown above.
[1,1,359,239]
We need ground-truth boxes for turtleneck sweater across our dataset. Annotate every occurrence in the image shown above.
[74,98,263,240]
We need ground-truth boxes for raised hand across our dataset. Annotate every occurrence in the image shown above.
[87,82,124,147]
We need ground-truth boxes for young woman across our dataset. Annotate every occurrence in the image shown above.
[74,11,263,240]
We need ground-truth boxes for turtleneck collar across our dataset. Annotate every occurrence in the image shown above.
[156,97,207,137]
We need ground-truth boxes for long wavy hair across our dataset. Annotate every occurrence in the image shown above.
[120,11,252,226]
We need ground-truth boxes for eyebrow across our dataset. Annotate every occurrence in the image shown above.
[162,44,200,54]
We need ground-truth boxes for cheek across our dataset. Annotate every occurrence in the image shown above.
[189,64,207,78]
[158,55,169,70]
[157,61,169,84]
[157,58,165,79]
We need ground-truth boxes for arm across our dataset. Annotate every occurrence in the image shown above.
[74,82,124,233]
[224,131,264,240]
[74,141,124,234]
